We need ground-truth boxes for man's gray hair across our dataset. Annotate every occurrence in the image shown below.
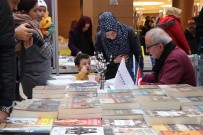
[146,28,172,45]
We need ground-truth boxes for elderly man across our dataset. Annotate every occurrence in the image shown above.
[143,28,196,86]
[0,0,34,120]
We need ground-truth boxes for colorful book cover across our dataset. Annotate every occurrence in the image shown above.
[152,124,203,133]
[54,118,102,126]
[0,117,53,134]
[160,130,203,135]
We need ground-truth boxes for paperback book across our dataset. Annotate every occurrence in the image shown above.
[54,118,102,127]
[102,109,144,119]
[143,110,203,126]
[152,124,203,134]
[103,127,158,135]
[11,99,60,119]
[50,126,104,135]
[0,117,53,135]
[176,97,203,106]
[99,97,140,109]
[102,119,149,128]
[165,87,203,97]
[160,130,203,135]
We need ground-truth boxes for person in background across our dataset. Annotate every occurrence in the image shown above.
[140,16,152,55]
[13,0,53,99]
[184,19,198,54]
[95,12,143,80]
[68,16,95,56]
[156,7,191,54]
[38,0,55,38]
[0,0,35,120]
[143,28,196,86]
[196,7,203,86]
[74,53,98,81]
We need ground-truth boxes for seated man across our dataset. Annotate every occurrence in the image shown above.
[143,28,196,86]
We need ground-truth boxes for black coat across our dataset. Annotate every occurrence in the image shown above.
[196,8,203,44]
[0,0,16,101]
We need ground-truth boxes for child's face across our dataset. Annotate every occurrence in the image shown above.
[77,58,91,73]
[38,6,46,20]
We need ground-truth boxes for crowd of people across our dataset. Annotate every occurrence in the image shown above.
[0,0,203,120]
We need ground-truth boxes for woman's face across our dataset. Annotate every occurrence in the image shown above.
[105,30,117,40]
[82,23,90,32]
[28,3,40,20]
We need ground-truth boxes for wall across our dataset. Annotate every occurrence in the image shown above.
[58,0,81,38]
[83,0,134,42]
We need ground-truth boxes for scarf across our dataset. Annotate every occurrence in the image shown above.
[99,12,130,60]
[13,13,39,29]
[152,42,176,82]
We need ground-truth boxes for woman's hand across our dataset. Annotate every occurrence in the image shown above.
[114,54,129,64]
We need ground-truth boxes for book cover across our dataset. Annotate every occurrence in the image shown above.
[129,85,160,90]
[102,119,149,128]
[65,92,98,98]
[176,97,203,106]
[50,126,104,135]
[152,124,203,134]
[143,110,203,126]
[98,93,134,99]
[103,127,158,135]
[0,117,53,134]
[58,97,102,115]
[54,118,102,127]
[68,82,98,88]
[131,89,166,96]
[137,96,180,110]
[99,98,140,109]
[102,109,144,119]
[160,130,203,135]
[33,86,67,93]
[165,87,203,97]
[11,99,60,119]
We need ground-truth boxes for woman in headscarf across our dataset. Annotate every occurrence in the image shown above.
[95,12,143,80]
[13,0,53,99]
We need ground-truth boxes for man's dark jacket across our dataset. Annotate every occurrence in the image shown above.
[0,0,16,101]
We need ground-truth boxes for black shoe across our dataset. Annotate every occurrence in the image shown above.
[15,95,25,102]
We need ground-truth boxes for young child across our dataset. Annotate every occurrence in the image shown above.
[38,0,55,37]
[74,53,96,80]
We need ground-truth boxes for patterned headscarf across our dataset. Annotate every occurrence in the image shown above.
[98,12,130,59]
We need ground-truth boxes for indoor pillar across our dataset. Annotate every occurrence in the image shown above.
[172,0,194,29]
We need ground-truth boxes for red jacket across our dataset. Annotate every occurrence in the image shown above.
[157,15,191,54]
[143,47,196,86]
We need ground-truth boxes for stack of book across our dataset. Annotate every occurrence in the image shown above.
[32,86,67,99]
[58,97,102,119]
[11,99,60,119]
[0,117,54,135]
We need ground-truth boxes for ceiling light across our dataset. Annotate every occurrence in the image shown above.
[161,4,172,8]
[133,2,164,6]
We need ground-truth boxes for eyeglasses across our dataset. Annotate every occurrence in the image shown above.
[146,43,160,50]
